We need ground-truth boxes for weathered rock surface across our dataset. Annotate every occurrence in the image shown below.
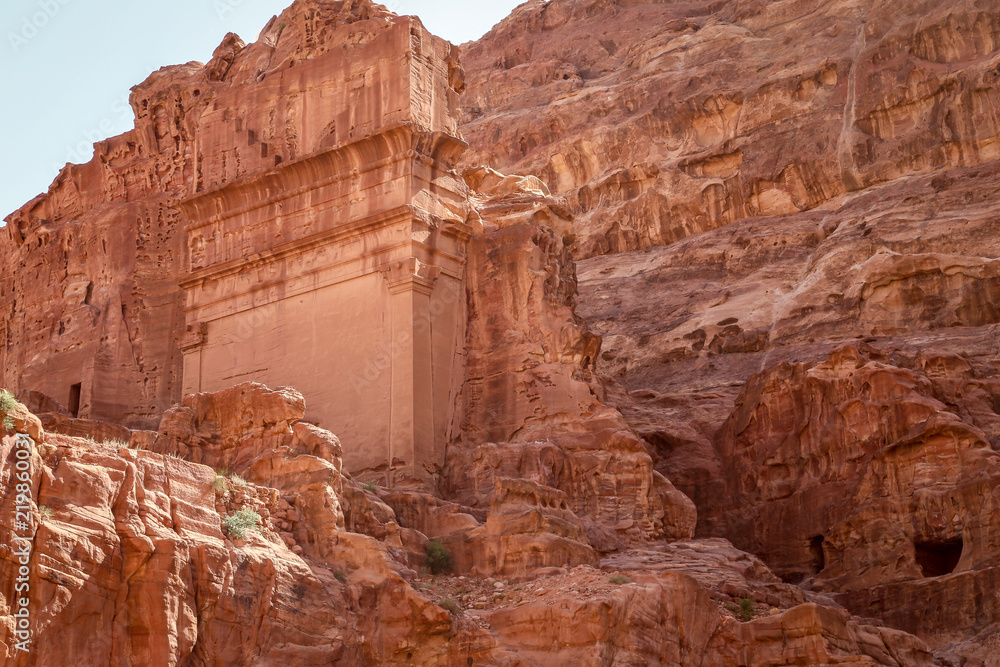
[2,0,999,662]
[0,0,469,482]
[703,343,1000,648]
[444,169,697,551]
[0,390,939,666]
[462,0,1000,260]
[570,161,1000,658]
[461,0,1000,661]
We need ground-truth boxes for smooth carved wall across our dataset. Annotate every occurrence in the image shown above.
[177,17,472,482]
[179,130,473,481]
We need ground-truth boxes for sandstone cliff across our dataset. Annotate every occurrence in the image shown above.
[461,0,1000,662]
[1,0,999,663]
[1,389,938,665]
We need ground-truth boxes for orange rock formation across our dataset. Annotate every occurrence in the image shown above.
[1,0,999,664]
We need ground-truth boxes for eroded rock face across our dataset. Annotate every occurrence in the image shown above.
[460,0,1000,659]
[0,390,937,666]
[1,0,469,481]
[442,477,600,577]
[3,0,1000,661]
[444,169,697,550]
[573,163,1000,656]
[704,344,1000,650]
[461,0,1000,260]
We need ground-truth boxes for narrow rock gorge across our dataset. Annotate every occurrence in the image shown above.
[2,0,999,664]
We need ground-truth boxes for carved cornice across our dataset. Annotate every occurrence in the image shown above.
[178,123,468,231]
[382,257,442,295]
[179,205,472,290]
[179,322,208,353]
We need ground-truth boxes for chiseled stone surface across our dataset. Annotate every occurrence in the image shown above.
[0,0,471,483]
[1,0,999,663]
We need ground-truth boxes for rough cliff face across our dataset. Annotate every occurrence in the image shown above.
[461,0,1000,259]
[460,0,1000,662]
[444,168,697,552]
[0,0,466,450]
[2,0,1000,663]
[1,390,938,665]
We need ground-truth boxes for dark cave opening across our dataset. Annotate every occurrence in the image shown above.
[68,383,82,418]
[914,537,963,577]
[809,535,826,574]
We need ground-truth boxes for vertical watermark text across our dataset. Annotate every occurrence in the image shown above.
[9,433,36,653]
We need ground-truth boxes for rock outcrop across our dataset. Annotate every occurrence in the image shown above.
[461,0,1000,259]
[3,0,1000,662]
[706,344,1000,646]
[443,168,697,552]
[461,0,1000,660]
[0,0,470,486]
[0,390,938,665]
[0,387,470,665]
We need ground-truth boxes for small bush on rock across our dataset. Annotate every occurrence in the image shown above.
[439,598,461,616]
[223,509,262,540]
[425,538,452,575]
[726,598,757,622]
[0,389,17,431]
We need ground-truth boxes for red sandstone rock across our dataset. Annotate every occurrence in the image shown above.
[444,168,697,549]
[459,0,1000,657]
[461,0,1000,260]
[1,391,938,665]
[2,0,1000,661]
[1,0,470,490]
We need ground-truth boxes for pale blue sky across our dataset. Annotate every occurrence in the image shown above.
[0,0,524,220]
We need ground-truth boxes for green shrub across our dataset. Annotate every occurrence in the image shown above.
[425,538,453,575]
[362,481,377,492]
[438,598,461,616]
[726,598,756,622]
[222,509,262,540]
[608,574,632,585]
[0,389,16,410]
[334,570,347,583]
[0,389,17,432]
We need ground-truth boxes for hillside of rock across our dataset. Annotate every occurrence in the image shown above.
[1,387,939,665]
[1,0,999,664]
[461,0,1000,258]
[461,0,1000,662]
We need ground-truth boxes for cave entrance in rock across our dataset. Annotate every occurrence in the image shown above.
[914,537,963,577]
[68,383,82,418]
[809,535,826,574]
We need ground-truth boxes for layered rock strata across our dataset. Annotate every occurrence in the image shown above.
[461,0,1000,259]
[460,0,1000,659]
